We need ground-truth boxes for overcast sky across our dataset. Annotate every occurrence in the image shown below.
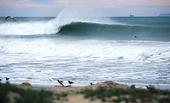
[0,0,170,17]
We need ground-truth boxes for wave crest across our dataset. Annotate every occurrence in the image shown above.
[0,17,170,41]
[57,22,170,39]
[0,19,57,35]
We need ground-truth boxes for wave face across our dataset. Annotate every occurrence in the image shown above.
[58,22,170,40]
[1,16,170,89]
[0,16,113,35]
[0,17,170,41]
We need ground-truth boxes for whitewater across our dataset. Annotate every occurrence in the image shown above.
[0,16,170,89]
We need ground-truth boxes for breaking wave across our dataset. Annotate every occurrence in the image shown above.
[0,16,170,41]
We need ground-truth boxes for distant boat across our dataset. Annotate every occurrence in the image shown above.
[129,14,135,17]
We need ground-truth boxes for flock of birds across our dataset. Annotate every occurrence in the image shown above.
[0,77,75,87]
[56,79,94,87]
[0,77,94,87]
[0,77,154,90]
[0,77,10,83]
[57,80,74,87]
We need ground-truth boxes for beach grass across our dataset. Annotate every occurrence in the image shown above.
[0,82,170,103]
[0,83,52,103]
[81,87,170,103]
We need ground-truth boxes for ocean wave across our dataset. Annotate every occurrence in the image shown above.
[0,20,57,35]
[57,21,170,40]
[0,17,170,41]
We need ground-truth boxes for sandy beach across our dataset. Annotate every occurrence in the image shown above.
[1,1,170,103]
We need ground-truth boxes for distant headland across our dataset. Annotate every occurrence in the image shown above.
[129,14,135,17]
[159,13,170,17]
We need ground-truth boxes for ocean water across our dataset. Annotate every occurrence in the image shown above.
[0,16,170,89]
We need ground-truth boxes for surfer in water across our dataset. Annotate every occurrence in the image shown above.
[134,35,137,38]
[5,16,16,21]
[5,16,11,20]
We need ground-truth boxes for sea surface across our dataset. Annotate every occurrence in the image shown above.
[0,16,170,89]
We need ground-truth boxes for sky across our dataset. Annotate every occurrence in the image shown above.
[0,0,170,17]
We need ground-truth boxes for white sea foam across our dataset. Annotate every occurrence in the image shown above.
[0,39,170,88]
[0,20,57,35]
[0,10,116,35]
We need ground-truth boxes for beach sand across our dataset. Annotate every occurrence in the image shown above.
[1,80,170,103]
[49,81,129,103]
[10,81,168,103]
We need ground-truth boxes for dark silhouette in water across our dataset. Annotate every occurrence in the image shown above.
[5,16,16,21]
[134,35,137,38]
[5,16,11,20]
[57,80,65,87]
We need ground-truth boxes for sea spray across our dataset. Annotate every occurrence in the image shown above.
[0,10,114,35]
[0,20,57,35]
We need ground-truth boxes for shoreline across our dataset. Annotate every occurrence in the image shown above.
[4,80,170,90]
[1,81,170,103]
[16,81,130,91]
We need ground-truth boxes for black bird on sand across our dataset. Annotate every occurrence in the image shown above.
[5,77,10,81]
[90,83,94,85]
[57,80,64,87]
[68,80,74,84]
[146,85,155,91]
[130,85,136,89]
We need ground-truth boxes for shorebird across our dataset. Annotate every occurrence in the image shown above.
[146,85,155,91]
[130,85,135,89]
[57,80,64,87]
[5,77,10,81]
[90,83,94,85]
[57,80,63,83]
[68,80,74,85]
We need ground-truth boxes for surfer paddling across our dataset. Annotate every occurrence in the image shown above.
[134,35,137,38]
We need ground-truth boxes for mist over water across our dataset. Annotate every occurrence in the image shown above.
[0,11,114,36]
[0,15,170,89]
